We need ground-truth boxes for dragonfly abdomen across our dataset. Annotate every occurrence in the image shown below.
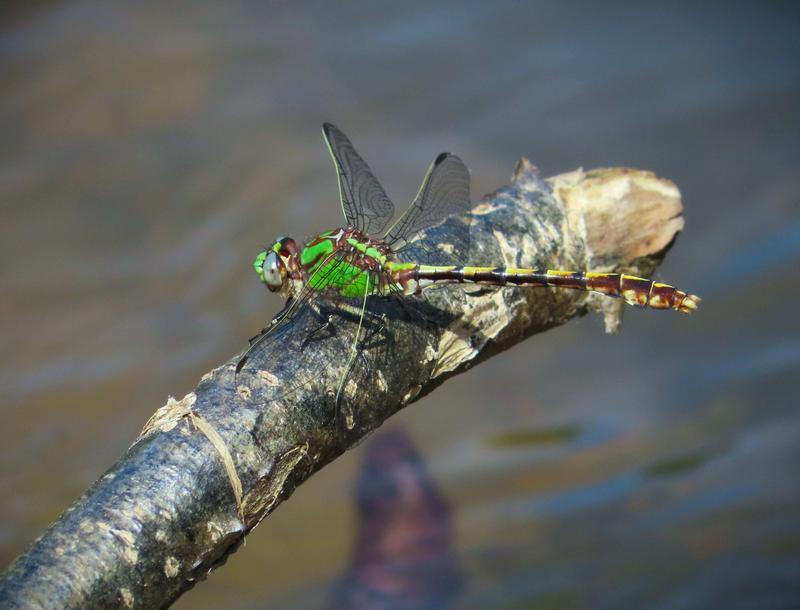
[409,265,700,313]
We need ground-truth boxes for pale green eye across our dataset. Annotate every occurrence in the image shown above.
[263,251,283,289]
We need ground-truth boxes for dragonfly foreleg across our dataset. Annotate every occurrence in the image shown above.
[248,297,295,345]
[300,304,337,349]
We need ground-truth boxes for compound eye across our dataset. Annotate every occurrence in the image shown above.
[263,251,283,290]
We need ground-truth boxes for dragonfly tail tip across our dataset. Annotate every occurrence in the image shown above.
[678,293,701,313]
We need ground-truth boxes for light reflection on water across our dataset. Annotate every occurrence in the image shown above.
[1,2,799,609]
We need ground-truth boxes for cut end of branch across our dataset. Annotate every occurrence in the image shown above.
[548,167,684,262]
[547,167,685,332]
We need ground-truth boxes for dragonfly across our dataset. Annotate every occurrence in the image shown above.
[237,124,700,426]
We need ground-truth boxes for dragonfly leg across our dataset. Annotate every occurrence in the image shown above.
[247,297,295,345]
[273,296,295,323]
[301,311,336,349]
[360,310,388,344]
[351,313,389,375]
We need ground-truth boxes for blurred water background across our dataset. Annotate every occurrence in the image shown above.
[2,2,799,608]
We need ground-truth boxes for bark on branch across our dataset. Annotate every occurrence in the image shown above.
[0,160,686,609]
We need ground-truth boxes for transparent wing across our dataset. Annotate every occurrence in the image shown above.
[383,152,471,266]
[322,123,395,236]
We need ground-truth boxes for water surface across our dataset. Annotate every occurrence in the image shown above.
[1,2,799,608]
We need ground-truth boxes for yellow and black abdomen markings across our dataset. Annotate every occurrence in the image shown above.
[413,266,700,313]
[416,265,580,288]
[582,272,700,313]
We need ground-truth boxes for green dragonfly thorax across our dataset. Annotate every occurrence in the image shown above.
[252,228,413,299]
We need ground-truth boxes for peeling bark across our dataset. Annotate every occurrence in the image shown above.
[0,160,687,609]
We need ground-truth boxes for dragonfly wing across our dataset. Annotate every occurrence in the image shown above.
[322,123,395,236]
[384,152,471,266]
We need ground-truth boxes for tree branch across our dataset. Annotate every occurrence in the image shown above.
[0,160,686,609]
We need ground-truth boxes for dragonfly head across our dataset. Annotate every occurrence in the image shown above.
[253,236,299,294]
